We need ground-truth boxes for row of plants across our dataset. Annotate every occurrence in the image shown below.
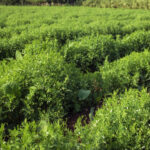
[61,30,150,72]
[0,6,150,149]
[0,89,150,149]
[0,50,83,127]
[1,6,150,60]
[100,50,150,95]
[1,24,150,61]
[1,48,150,129]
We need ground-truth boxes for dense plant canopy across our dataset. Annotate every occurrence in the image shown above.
[0,6,150,149]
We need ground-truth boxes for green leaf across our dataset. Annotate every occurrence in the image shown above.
[89,107,95,121]
[16,51,23,60]
[3,81,20,97]
[78,89,91,100]
[74,103,81,112]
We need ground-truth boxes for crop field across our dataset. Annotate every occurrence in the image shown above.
[0,6,150,149]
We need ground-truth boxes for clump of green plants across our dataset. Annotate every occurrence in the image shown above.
[0,50,84,126]
[0,47,103,128]
[1,6,150,61]
[0,89,149,149]
[74,89,150,149]
[62,31,150,72]
[101,50,150,95]
[0,119,76,149]
[0,6,150,149]
[62,35,117,72]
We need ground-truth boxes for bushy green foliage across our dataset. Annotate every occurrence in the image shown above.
[120,30,150,56]
[62,35,117,72]
[0,119,76,149]
[0,89,149,149]
[62,31,150,72]
[1,6,150,60]
[0,6,150,149]
[0,50,84,126]
[101,50,150,95]
[74,89,150,149]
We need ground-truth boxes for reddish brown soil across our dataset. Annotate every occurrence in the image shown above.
[67,109,90,131]
[67,100,103,131]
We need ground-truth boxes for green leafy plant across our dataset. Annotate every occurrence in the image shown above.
[78,89,91,100]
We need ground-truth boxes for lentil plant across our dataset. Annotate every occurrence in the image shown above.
[0,6,150,149]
